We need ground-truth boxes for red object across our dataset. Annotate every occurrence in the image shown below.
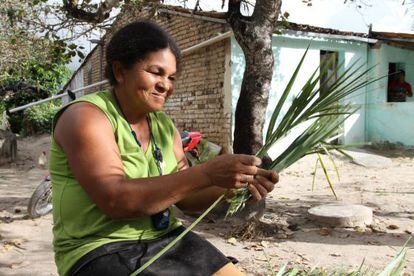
[182,132,202,152]
[388,80,412,97]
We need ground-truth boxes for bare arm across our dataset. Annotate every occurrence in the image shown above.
[54,103,264,219]
[173,129,279,213]
[171,128,226,213]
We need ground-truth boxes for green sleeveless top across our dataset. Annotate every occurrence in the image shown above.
[50,91,182,276]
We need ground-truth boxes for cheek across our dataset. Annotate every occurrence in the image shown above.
[167,87,174,98]
[140,76,158,90]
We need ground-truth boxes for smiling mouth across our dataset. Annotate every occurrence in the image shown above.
[151,92,166,100]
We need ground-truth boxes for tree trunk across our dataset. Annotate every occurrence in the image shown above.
[228,0,281,155]
[226,0,281,220]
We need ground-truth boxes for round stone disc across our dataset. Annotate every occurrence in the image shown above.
[308,203,373,227]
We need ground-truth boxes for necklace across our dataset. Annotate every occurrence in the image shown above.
[111,90,164,176]
[111,90,170,230]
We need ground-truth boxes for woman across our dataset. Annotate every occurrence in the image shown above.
[50,21,278,276]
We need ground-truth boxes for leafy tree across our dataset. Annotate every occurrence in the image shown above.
[0,0,116,77]
[0,0,82,134]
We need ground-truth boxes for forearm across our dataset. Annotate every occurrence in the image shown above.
[104,164,211,219]
[176,186,226,214]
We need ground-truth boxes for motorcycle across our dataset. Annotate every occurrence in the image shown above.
[27,131,212,219]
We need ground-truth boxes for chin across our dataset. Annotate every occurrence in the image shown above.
[149,104,165,112]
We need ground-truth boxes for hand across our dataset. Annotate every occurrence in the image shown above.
[247,168,279,202]
[200,154,262,189]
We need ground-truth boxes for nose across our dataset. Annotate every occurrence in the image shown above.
[155,79,172,93]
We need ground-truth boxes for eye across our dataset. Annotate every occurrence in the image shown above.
[168,76,176,82]
[149,70,161,76]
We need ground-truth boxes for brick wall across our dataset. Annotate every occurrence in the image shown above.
[81,5,233,151]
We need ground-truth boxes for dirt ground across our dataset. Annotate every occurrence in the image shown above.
[0,134,413,275]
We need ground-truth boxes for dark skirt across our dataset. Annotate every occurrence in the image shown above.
[69,226,230,276]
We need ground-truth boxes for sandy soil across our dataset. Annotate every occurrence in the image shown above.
[0,134,413,275]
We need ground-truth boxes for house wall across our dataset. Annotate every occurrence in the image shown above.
[62,68,84,106]
[231,34,369,157]
[366,43,414,146]
[79,5,232,151]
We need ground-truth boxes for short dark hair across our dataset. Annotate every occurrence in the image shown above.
[398,70,405,76]
[105,21,181,86]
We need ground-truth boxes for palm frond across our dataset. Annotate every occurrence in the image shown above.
[266,46,310,141]
[130,194,225,276]
[321,144,340,181]
[311,157,319,191]
[378,237,410,276]
[227,49,376,216]
[316,152,338,199]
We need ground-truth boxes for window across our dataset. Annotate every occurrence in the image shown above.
[387,63,411,102]
[320,50,340,143]
[320,50,339,94]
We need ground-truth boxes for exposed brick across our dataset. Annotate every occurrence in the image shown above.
[79,4,232,149]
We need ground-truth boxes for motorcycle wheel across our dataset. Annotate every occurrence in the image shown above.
[27,179,52,218]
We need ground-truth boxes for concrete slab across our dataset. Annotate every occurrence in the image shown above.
[343,148,392,168]
[308,203,373,227]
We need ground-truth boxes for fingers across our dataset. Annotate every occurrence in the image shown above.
[233,155,260,188]
[238,155,262,166]
[203,154,278,192]
[248,182,268,202]
[234,174,255,189]
[240,174,255,183]
[256,168,279,183]
[254,174,275,192]
[234,158,278,192]
[248,173,278,202]
[248,184,262,202]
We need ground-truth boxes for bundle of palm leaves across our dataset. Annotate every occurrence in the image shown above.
[131,48,378,275]
[226,48,377,216]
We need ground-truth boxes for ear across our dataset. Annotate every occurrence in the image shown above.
[112,61,124,84]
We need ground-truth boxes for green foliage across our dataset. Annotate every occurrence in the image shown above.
[0,0,88,75]
[226,48,380,216]
[24,60,71,95]
[21,102,60,135]
[0,60,69,134]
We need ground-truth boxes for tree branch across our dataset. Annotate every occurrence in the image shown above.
[63,0,123,23]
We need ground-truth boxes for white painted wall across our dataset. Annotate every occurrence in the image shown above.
[231,34,369,159]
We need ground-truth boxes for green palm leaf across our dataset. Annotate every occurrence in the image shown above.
[227,51,376,215]
[266,46,310,141]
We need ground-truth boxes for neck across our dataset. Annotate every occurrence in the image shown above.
[113,87,148,124]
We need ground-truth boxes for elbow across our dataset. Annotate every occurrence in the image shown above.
[93,181,161,219]
[101,194,152,220]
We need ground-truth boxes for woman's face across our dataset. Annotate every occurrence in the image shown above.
[115,48,177,113]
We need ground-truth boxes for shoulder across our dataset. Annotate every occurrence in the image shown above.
[54,91,117,132]
[56,101,110,128]
[71,91,114,114]
[53,102,113,147]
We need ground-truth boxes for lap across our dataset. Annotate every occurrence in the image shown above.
[70,226,231,276]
